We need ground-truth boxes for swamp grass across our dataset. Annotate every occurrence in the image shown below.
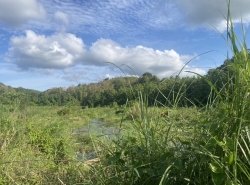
[0,103,201,184]
[0,105,123,184]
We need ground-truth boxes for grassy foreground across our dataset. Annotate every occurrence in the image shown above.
[0,104,201,184]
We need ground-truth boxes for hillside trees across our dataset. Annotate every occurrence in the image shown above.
[0,74,211,107]
[0,58,239,108]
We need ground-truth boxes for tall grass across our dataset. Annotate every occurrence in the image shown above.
[192,2,250,184]
[90,2,250,185]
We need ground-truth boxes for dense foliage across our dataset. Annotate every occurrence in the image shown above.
[0,58,234,108]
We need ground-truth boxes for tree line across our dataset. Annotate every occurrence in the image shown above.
[0,57,234,108]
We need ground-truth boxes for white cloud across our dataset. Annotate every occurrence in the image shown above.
[0,0,46,27]
[6,33,205,80]
[53,11,69,25]
[174,0,250,32]
[8,30,85,69]
[37,0,180,35]
[84,38,206,77]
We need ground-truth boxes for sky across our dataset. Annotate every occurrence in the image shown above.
[0,0,250,91]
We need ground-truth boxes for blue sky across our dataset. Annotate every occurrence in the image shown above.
[0,0,250,91]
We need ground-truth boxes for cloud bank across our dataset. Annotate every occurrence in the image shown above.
[6,31,205,80]
[2,0,249,35]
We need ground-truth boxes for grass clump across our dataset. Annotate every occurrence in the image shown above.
[87,3,250,185]
[195,4,250,184]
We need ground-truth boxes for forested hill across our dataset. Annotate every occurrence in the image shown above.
[0,82,16,93]
[0,58,233,107]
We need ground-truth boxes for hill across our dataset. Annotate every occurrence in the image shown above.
[0,57,233,107]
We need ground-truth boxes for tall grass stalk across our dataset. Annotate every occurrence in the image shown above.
[223,2,249,183]
[193,2,250,184]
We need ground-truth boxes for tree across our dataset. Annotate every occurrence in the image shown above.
[138,72,159,84]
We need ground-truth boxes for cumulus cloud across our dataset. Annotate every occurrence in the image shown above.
[85,38,206,78]
[0,0,46,27]
[6,32,205,80]
[174,0,250,31]
[8,30,85,69]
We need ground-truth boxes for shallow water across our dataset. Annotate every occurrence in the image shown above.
[74,119,119,136]
[74,119,119,161]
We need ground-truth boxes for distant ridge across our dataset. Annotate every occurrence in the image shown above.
[0,82,40,93]
[0,82,15,92]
